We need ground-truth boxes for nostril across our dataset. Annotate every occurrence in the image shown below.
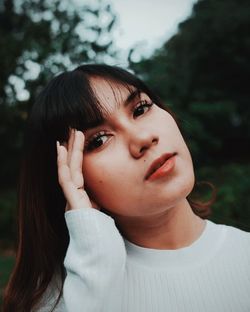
[139,138,158,154]
[140,146,147,154]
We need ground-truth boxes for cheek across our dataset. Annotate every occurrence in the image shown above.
[83,158,108,190]
[159,109,190,152]
[82,155,127,197]
[82,154,141,213]
[158,109,195,186]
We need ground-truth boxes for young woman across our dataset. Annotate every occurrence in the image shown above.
[3,64,250,312]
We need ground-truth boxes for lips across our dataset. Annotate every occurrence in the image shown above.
[145,152,177,180]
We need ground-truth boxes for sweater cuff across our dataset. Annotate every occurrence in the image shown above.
[65,208,116,247]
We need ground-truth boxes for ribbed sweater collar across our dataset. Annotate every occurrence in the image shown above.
[124,220,227,270]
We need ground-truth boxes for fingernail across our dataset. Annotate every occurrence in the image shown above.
[76,130,81,137]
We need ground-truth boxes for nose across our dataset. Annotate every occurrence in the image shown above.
[129,128,159,158]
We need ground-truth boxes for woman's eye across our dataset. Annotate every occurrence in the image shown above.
[133,100,153,118]
[86,132,110,151]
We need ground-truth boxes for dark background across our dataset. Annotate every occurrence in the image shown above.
[0,0,250,304]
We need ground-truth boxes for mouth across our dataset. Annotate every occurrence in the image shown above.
[145,152,177,180]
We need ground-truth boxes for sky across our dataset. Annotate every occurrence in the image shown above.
[108,0,198,65]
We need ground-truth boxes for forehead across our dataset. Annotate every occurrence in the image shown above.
[89,77,136,112]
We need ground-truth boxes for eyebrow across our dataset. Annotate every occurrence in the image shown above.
[124,88,141,107]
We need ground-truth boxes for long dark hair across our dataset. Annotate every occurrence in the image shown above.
[3,64,216,311]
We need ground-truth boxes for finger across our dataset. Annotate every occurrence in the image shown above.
[67,128,75,165]
[56,142,72,187]
[70,130,85,188]
[57,142,88,208]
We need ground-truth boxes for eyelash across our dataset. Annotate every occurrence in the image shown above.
[85,130,110,152]
[85,100,154,151]
[133,99,154,118]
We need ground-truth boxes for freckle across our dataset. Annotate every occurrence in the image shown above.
[98,180,103,184]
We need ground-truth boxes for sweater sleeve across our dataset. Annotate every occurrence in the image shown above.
[63,207,126,312]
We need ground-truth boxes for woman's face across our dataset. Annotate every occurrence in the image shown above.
[82,77,195,217]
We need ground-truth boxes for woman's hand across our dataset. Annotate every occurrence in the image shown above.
[56,128,99,212]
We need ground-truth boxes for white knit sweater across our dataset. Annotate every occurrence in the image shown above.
[36,207,250,312]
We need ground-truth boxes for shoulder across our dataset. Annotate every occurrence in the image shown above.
[222,222,250,242]
[208,219,250,238]
[225,223,250,254]
[209,220,250,256]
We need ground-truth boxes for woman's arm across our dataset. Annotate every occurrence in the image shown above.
[63,208,126,312]
[56,129,126,311]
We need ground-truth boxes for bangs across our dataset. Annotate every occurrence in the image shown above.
[88,76,139,118]
[32,70,106,144]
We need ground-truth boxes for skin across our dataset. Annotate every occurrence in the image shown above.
[56,77,205,250]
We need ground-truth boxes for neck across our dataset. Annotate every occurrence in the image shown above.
[114,199,206,250]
